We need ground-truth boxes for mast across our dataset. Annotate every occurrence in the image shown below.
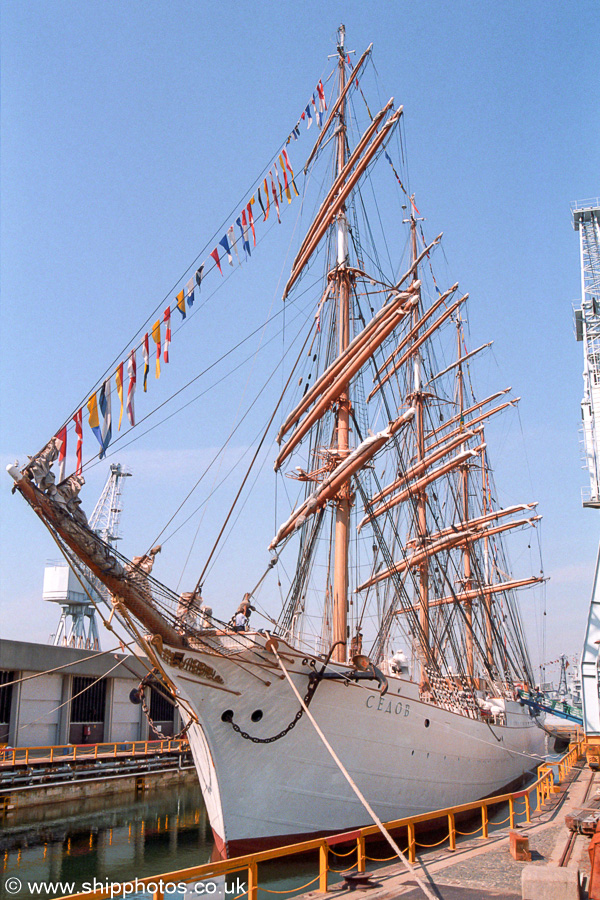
[457,319,474,680]
[481,438,494,670]
[332,23,351,664]
[408,208,429,686]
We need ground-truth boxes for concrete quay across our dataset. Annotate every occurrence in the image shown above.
[302,760,596,899]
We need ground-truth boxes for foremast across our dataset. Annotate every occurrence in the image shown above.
[456,317,474,680]
[407,209,430,688]
[332,24,351,664]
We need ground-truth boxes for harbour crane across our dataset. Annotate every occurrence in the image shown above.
[573,200,600,766]
[45,464,131,650]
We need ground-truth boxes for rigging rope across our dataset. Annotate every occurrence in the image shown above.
[0,645,134,690]
[266,635,438,900]
[193,322,317,594]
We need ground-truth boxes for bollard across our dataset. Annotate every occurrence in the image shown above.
[509,830,531,861]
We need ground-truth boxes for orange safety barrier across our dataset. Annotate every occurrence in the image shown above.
[0,738,188,766]
[53,740,584,900]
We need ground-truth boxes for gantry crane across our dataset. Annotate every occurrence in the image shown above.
[44,464,131,649]
[573,200,600,764]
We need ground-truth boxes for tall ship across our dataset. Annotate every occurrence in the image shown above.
[8,29,545,855]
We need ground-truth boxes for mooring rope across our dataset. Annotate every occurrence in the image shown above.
[265,633,438,900]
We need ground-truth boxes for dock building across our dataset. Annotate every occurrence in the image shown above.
[0,639,180,747]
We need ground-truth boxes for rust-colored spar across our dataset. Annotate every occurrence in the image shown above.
[372,283,459,382]
[358,445,484,531]
[269,409,415,550]
[369,427,483,507]
[275,288,417,471]
[425,388,512,443]
[293,98,395,270]
[357,529,472,592]
[425,399,520,452]
[303,43,373,174]
[406,514,542,551]
[405,504,539,549]
[10,474,185,648]
[357,512,541,595]
[394,575,546,615]
[277,283,418,444]
[368,292,468,402]
[283,107,404,300]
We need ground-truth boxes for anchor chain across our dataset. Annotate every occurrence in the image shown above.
[136,669,192,741]
[224,656,324,744]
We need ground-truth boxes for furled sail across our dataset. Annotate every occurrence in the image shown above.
[270,408,415,549]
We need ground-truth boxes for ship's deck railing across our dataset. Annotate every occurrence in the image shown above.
[0,738,188,766]
[55,741,584,900]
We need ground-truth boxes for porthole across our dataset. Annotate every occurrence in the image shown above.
[424,719,430,728]
[251,710,263,723]
[221,710,234,722]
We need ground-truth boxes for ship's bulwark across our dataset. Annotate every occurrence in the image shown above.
[162,633,544,857]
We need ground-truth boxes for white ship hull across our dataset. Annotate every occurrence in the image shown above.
[160,633,544,856]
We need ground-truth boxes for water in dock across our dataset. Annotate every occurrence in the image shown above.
[0,761,560,899]
[1,784,212,898]
[0,785,317,899]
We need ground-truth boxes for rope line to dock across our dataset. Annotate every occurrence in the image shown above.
[17,658,126,732]
[266,632,439,900]
[0,644,134,689]
[441,720,545,764]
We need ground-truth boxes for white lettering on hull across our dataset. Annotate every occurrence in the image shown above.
[366,694,410,716]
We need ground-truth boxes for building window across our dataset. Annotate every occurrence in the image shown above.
[0,671,14,743]
[148,682,175,738]
[71,677,107,723]
[69,676,107,744]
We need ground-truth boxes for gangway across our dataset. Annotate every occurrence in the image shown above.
[518,691,583,725]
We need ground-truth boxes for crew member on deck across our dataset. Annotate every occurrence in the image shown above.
[233,610,248,632]
[230,594,255,631]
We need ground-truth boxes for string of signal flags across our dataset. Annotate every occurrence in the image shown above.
[52,79,330,482]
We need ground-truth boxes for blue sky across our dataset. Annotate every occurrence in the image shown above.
[1,0,598,680]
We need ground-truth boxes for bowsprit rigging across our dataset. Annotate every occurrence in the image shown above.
[8,26,546,856]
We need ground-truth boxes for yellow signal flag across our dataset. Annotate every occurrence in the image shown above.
[176,289,186,319]
[279,155,292,203]
[152,319,161,378]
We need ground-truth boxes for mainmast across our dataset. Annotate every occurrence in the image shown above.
[332,24,351,664]
[408,210,430,685]
[457,319,474,680]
